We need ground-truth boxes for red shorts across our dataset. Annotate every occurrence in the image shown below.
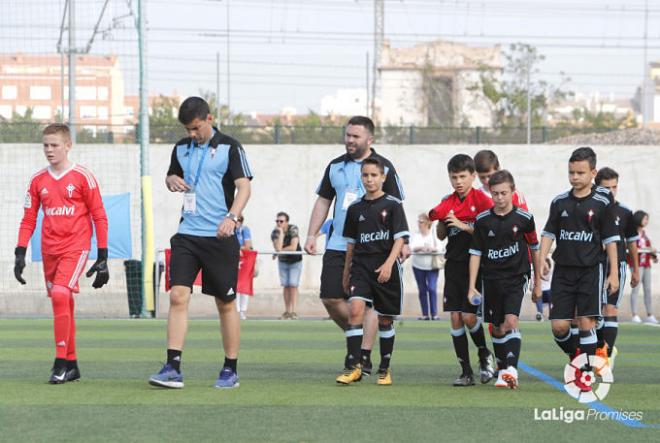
[43,250,89,294]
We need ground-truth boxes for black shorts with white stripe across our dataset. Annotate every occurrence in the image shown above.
[603,260,628,307]
[482,274,529,326]
[549,263,603,320]
[348,255,403,316]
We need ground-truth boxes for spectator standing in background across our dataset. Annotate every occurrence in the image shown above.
[272,212,303,319]
[631,210,658,324]
[236,215,253,320]
[410,213,441,320]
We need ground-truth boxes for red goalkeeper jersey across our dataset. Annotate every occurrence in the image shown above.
[17,164,108,255]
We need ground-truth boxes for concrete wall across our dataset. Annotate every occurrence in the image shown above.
[2,143,659,320]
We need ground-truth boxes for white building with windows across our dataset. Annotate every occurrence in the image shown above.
[375,40,501,127]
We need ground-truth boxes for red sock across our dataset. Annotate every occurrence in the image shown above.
[50,285,72,360]
[67,294,77,361]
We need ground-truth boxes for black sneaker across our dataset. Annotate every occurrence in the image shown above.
[65,367,81,382]
[49,366,67,384]
[453,373,475,386]
[479,352,495,384]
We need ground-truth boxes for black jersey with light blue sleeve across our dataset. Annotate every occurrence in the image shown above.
[343,194,409,256]
[167,129,253,237]
[316,149,404,252]
[541,185,619,267]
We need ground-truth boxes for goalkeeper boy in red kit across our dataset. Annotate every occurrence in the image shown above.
[14,123,109,384]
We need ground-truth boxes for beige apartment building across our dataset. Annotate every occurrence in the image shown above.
[0,53,129,131]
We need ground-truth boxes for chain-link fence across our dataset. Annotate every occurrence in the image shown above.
[0,122,620,144]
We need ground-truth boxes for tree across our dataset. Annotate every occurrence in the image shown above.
[471,43,572,127]
[0,108,42,142]
[559,107,637,130]
[148,95,181,143]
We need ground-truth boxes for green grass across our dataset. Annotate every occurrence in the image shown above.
[1,319,659,442]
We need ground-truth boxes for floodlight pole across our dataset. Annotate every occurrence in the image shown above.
[68,0,76,143]
[526,50,532,145]
[138,0,155,316]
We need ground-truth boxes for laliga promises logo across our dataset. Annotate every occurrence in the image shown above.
[563,354,613,403]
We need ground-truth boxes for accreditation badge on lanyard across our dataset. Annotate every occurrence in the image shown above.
[341,163,361,210]
[183,142,209,214]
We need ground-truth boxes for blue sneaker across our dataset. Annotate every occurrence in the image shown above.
[148,363,184,389]
[214,367,239,389]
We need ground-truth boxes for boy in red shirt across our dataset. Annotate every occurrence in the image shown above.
[14,123,109,384]
[429,154,495,386]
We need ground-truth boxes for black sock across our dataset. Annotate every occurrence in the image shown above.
[224,357,238,372]
[596,317,605,348]
[579,328,597,360]
[504,329,522,368]
[602,316,618,356]
[468,319,488,356]
[570,327,580,355]
[53,358,67,370]
[66,359,78,370]
[491,334,506,370]
[167,349,182,372]
[451,327,472,375]
[345,324,363,368]
[378,325,395,370]
[361,348,372,367]
[553,329,576,357]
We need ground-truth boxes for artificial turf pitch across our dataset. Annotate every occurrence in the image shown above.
[1,318,659,442]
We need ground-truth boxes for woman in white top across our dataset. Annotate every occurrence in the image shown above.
[411,213,442,320]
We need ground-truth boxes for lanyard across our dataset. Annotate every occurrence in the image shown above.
[186,141,209,188]
[342,160,364,194]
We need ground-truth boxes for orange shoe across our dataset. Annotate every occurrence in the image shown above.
[595,344,609,376]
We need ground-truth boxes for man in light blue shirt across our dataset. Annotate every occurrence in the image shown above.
[304,116,406,376]
[149,97,252,390]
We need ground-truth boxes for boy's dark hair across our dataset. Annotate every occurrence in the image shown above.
[447,154,475,174]
[361,157,385,174]
[569,147,597,169]
[178,97,210,125]
[632,210,648,229]
[276,211,290,222]
[474,149,500,173]
[43,123,71,141]
[595,167,619,185]
[488,169,515,190]
[347,116,375,136]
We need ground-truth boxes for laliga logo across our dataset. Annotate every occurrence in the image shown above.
[563,353,613,403]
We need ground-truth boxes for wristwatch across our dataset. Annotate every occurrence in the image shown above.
[225,212,239,223]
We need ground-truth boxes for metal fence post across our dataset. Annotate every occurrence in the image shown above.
[409,125,415,144]
[274,124,280,144]
[476,126,481,144]
[542,126,548,143]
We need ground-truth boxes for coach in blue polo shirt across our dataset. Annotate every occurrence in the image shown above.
[149,97,252,390]
[304,116,406,375]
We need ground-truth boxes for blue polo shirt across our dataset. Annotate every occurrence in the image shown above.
[167,129,253,237]
[315,149,404,252]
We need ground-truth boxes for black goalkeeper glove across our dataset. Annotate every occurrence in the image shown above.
[86,248,109,289]
[14,246,26,285]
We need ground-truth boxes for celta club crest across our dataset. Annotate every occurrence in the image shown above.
[512,225,519,237]
[615,216,620,226]
[66,183,75,198]
[470,205,476,212]
[381,210,388,222]
[587,209,594,222]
